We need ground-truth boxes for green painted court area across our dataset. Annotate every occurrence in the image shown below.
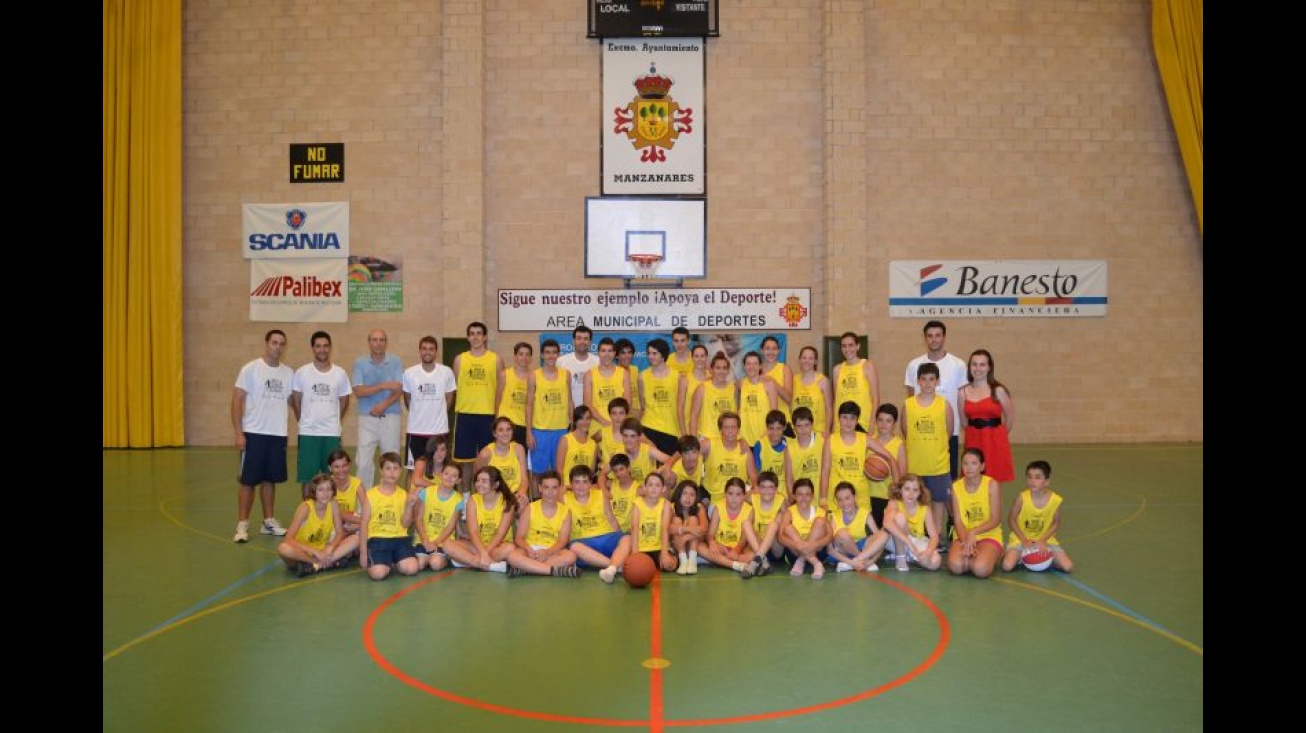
[104,444,1203,732]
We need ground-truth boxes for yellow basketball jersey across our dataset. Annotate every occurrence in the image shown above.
[532,368,570,430]
[894,501,928,539]
[764,361,791,422]
[787,503,820,541]
[682,370,707,433]
[905,395,950,476]
[786,433,824,497]
[712,500,754,547]
[868,436,902,501]
[456,351,498,415]
[486,445,524,494]
[496,368,529,426]
[750,494,785,535]
[827,431,871,511]
[953,476,1003,543]
[1008,489,1063,546]
[696,381,737,439]
[470,492,513,546]
[558,432,597,480]
[525,501,569,547]
[640,368,682,437]
[564,490,612,540]
[294,500,336,549]
[670,455,706,488]
[414,487,462,546]
[335,476,363,515]
[635,497,668,552]
[791,374,829,434]
[757,439,788,499]
[834,360,874,432]
[738,377,771,448]
[365,486,408,539]
[609,480,638,532]
[703,438,750,505]
[829,505,871,541]
[589,366,627,427]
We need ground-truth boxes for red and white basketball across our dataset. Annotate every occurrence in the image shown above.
[863,454,892,482]
[1021,549,1054,572]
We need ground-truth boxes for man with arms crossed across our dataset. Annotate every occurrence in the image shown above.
[353,329,404,489]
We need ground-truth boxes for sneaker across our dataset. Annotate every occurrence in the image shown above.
[759,557,773,576]
[835,561,854,573]
[552,565,580,578]
[676,561,689,576]
[599,566,618,584]
[895,554,909,572]
[741,559,758,579]
[233,521,250,543]
[296,562,317,577]
[864,562,879,572]
[488,560,508,573]
[260,518,287,536]
[789,558,806,577]
[507,566,523,578]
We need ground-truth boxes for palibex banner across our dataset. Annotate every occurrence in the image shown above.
[889,260,1108,318]
[243,202,349,322]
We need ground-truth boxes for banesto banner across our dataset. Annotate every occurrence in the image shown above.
[498,288,811,332]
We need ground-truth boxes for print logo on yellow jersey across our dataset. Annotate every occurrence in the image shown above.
[712,396,734,413]
[575,512,600,534]
[652,386,671,404]
[544,391,563,406]
[913,417,937,434]
[744,393,759,409]
[1023,516,1046,535]
[598,385,619,402]
[799,456,820,475]
[468,365,488,384]
[713,459,742,478]
[426,511,448,534]
[837,454,859,472]
[965,504,985,525]
[376,506,401,531]
[639,516,660,545]
[307,525,328,545]
[839,374,858,391]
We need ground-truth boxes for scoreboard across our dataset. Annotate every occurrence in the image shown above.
[588,0,719,38]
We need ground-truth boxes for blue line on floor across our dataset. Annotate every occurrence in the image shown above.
[144,560,282,635]
[1056,573,1180,638]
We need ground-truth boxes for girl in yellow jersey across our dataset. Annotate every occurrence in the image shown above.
[409,435,450,491]
[473,417,530,502]
[411,463,466,571]
[948,448,1003,579]
[832,331,880,432]
[779,478,832,579]
[327,448,364,539]
[278,473,354,576]
[358,453,422,580]
[737,351,779,448]
[749,471,786,575]
[825,482,888,573]
[496,342,533,446]
[681,344,710,434]
[791,346,832,434]
[639,338,685,456]
[629,472,676,572]
[596,398,634,468]
[556,406,599,484]
[505,471,582,577]
[691,353,739,440]
[668,479,709,575]
[883,473,942,572]
[1000,460,1074,573]
[700,478,761,577]
[759,337,792,433]
[584,338,632,436]
[699,412,758,506]
[442,465,516,574]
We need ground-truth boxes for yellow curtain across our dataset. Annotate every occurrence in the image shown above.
[103,0,185,447]
[1152,0,1203,234]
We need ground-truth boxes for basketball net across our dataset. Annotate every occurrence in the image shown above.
[628,254,663,279]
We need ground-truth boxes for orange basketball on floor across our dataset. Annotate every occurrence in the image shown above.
[863,453,892,482]
[623,553,657,588]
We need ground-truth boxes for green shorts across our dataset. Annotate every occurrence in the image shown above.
[297,435,342,483]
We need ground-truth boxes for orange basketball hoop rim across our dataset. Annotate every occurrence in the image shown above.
[628,253,663,278]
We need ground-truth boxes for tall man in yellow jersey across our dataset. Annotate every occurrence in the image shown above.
[452,322,505,490]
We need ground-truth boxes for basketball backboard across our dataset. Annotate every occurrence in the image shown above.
[584,196,706,281]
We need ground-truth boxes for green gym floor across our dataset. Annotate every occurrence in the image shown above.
[103,444,1203,732]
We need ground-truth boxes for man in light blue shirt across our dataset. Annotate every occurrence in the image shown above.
[352,329,404,488]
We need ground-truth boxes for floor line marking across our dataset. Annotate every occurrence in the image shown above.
[158,496,279,556]
[649,571,664,733]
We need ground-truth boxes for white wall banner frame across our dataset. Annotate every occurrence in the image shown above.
[889,260,1108,318]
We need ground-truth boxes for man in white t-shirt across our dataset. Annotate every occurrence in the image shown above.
[402,335,457,469]
[290,330,353,488]
[232,329,295,543]
[904,320,968,479]
[555,324,597,413]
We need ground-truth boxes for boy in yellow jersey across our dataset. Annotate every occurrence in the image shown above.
[603,417,673,487]
[667,326,695,377]
[526,339,573,490]
[831,331,879,433]
[699,411,758,506]
[778,478,832,579]
[505,471,582,578]
[822,401,896,512]
[565,465,632,583]
[785,406,824,503]
[278,472,354,576]
[629,472,676,572]
[868,404,907,530]
[752,409,789,499]
[598,453,640,532]
[595,398,633,469]
[661,434,706,489]
[496,342,533,446]
[905,362,956,551]
[615,338,642,416]
[452,322,506,489]
[947,448,1003,578]
[639,338,685,456]
[411,463,466,571]
[556,406,599,483]
[584,338,631,437]
[1000,460,1074,573]
[699,477,760,578]
[748,471,785,575]
[358,453,422,581]
[825,482,887,573]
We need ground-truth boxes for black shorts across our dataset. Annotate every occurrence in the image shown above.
[643,427,680,458]
[453,413,495,462]
[239,433,288,486]
[366,536,418,567]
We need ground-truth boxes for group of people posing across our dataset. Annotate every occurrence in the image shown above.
[231,320,1073,582]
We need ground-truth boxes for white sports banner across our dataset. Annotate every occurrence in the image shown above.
[242,201,350,259]
[889,260,1108,318]
[250,259,348,322]
[603,38,704,194]
[499,288,811,332]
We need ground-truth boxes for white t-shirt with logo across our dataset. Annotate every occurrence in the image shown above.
[403,362,457,435]
[292,363,352,437]
[236,358,295,436]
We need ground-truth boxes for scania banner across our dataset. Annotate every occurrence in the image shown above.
[242,202,350,259]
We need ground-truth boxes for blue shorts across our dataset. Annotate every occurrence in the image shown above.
[572,531,624,567]
[529,428,567,473]
[453,413,495,462]
[921,473,952,506]
[239,433,288,486]
[366,536,417,567]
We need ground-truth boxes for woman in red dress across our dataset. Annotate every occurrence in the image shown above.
[958,349,1015,482]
